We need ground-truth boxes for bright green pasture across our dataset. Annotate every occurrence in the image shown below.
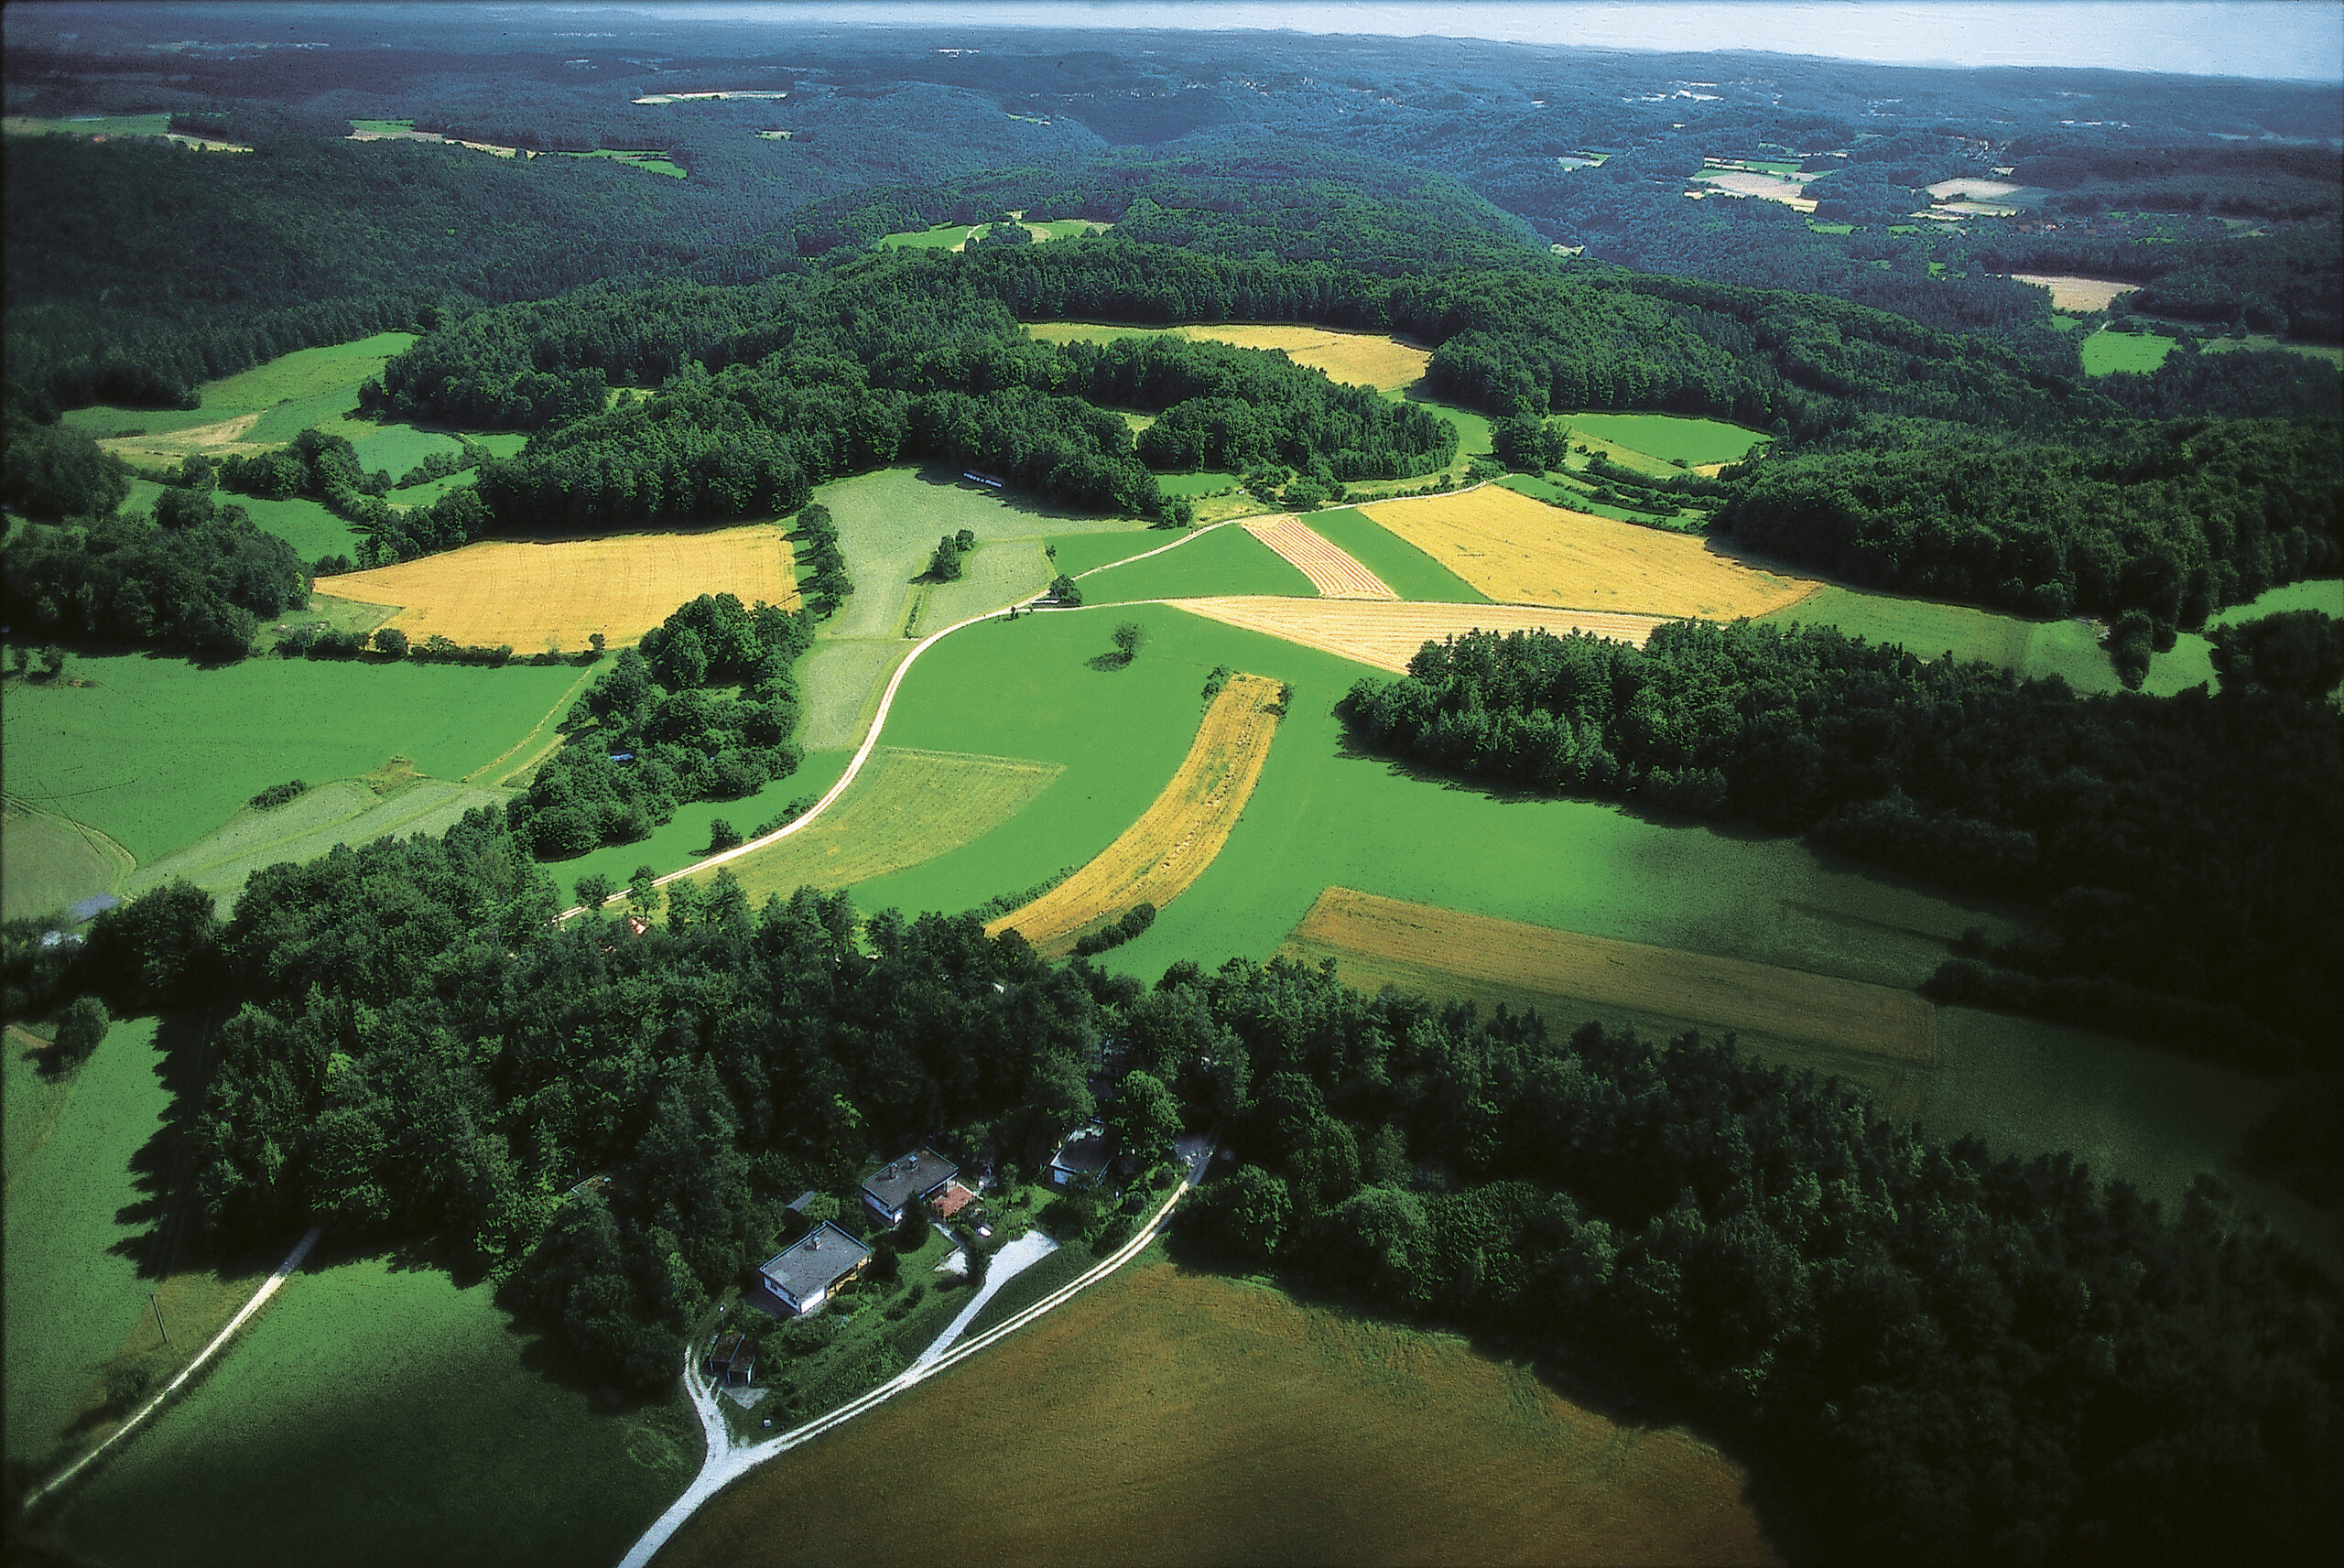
[1047,530,1174,579]
[61,332,418,447]
[2078,330,2176,375]
[128,779,512,910]
[2201,335,2344,367]
[1155,470,1240,498]
[0,801,127,922]
[4,1020,167,1464]
[1026,218,1112,240]
[1305,508,1488,602]
[553,746,856,900]
[1399,391,1493,459]
[349,423,463,476]
[1807,221,1855,234]
[348,118,417,135]
[2144,579,2344,697]
[5,114,172,138]
[879,222,980,250]
[1761,585,2122,693]
[1075,524,1317,604]
[560,147,688,178]
[120,478,363,561]
[1557,412,1770,466]
[2,655,583,865]
[49,1256,695,1568]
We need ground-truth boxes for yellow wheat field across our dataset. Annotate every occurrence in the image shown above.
[1243,515,1396,600]
[1026,322,1432,392]
[989,674,1283,955]
[1172,596,1665,674]
[2007,274,2140,312]
[319,524,797,650]
[692,748,1061,904]
[1282,887,1937,1115]
[1361,485,1818,620]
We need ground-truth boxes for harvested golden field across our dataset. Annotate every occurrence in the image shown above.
[989,674,1283,955]
[1362,485,1818,619]
[659,1257,1777,1568]
[1173,596,1664,674]
[320,525,796,650]
[1026,322,1431,392]
[694,748,1060,904]
[99,412,268,464]
[2008,274,2140,312]
[1243,514,1397,600]
[1283,888,1937,1116]
[1691,169,1818,212]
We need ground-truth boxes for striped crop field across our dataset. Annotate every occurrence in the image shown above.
[319,524,795,650]
[988,674,1284,955]
[1243,515,1397,600]
[1171,596,1665,674]
[1282,887,1938,1115]
[1361,485,1818,620]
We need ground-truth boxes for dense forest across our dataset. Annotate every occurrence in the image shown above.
[3,836,2331,1567]
[1339,621,2343,1064]
[0,500,310,660]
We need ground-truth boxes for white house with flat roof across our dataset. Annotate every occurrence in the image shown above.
[755,1221,872,1315]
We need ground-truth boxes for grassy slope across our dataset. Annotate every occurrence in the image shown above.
[662,1252,1777,1568]
[1761,585,2123,694]
[2078,329,2176,375]
[62,333,418,446]
[1076,524,1318,604]
[1046,529,1177,578]
[1303,507,1489,601]
[1,655,584,864]
[1558,411,1771,465]
[3,1020,167,1464]
[45,1257,696,1568]
[0,799,128,922]
[551,748,858,903]
[2144,578,2344,697]
[127,779,514,909]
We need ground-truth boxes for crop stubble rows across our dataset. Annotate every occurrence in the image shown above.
[1243,515,1398,600]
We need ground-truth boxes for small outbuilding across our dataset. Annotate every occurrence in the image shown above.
[861,1148,958,1227]
[708,1330,754,1386]
[755,1220,873,1316]
[1047,1122,1113,1189]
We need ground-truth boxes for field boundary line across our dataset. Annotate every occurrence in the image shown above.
[1068,520,1240,580]
[23,1225,322,1512]
[618,1145,1211,1568]
[471,663,602,785]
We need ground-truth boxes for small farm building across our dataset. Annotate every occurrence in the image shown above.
[1047,1122,1113,1188]
[755,1221,873,1316]
[708,1331,754,1386]
[861,1148,958,1227]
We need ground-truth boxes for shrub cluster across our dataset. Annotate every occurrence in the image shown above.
[249,781,309,811]
[1072,901,1156,956]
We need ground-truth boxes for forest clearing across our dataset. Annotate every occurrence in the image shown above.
[1361,485,1819,619]
[320,525,798,649]
[989,673,1284,954]
[1025,321,1433,391]
[1242,514,1398,600]
[1171,595,1666,672]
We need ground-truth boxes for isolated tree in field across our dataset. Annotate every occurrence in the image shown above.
[588,632,606,660]
[372,626,408,658]
[38,647,65,680]
[1112,622,1147,664]
[49,995,109,1073]
[707,817,743,852]
[1107,1069,1180,1167]
[574,873,615,913]
[1048,573,1082,605]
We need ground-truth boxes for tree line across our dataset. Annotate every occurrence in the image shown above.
[0,503,309,660]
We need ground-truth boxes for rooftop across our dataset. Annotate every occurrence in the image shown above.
[862,1148,959,1213]
[932,1180,978,1220]
[758,1220,872,1303]
[1050,1123,1113,1177]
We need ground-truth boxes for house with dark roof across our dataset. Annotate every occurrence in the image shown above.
[1047,1121,1113,1189]
[861,1148,958,1227]
[707,1330,754,1386]
[755,1221,873,1315]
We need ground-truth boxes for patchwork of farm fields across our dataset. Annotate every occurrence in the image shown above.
[687,747,1062,906]
[1303,507,1489,602]
[38,1256,694,1568]
[1171,595,1666,672]
[320,524,798,650]
[1282,888,1938,1114]
[988,673,1284,954]
[1361,485,1818,618]
[662,1254,1778,1567]
[1243,515,1396,600]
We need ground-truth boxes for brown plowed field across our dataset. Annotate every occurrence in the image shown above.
[1361,485,1817,620]
[320,524,796,650]
[1283,887,1937,1116]
[1172,596,1664,673]
[988,674,1283,955]
[1243,515,1397,600]
[659,1258,1778,1568]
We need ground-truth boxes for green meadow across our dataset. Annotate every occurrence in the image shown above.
[62,332,418,448]
[5,113,173,138]
[117,480,361,562]
[2078,329,2176,375]
[1762,585,2123,693]
[1305,507,1488,601]
[559,147,689,178]
[5,1020,168,1464]
[1075,524,1316,603]
[2,800,130,922]
[553,746,858,901]
[2143,578,2344,697]
[1557,412,1771,465]
[2201,336,2344,368]
[128,779,514,910]
[877,222,980,250]
[1154,469,1240,497]
[1496,470,1700,528]
[45,1256,694,1568]
[2,654,583,865]
[1045,529,1175,578]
